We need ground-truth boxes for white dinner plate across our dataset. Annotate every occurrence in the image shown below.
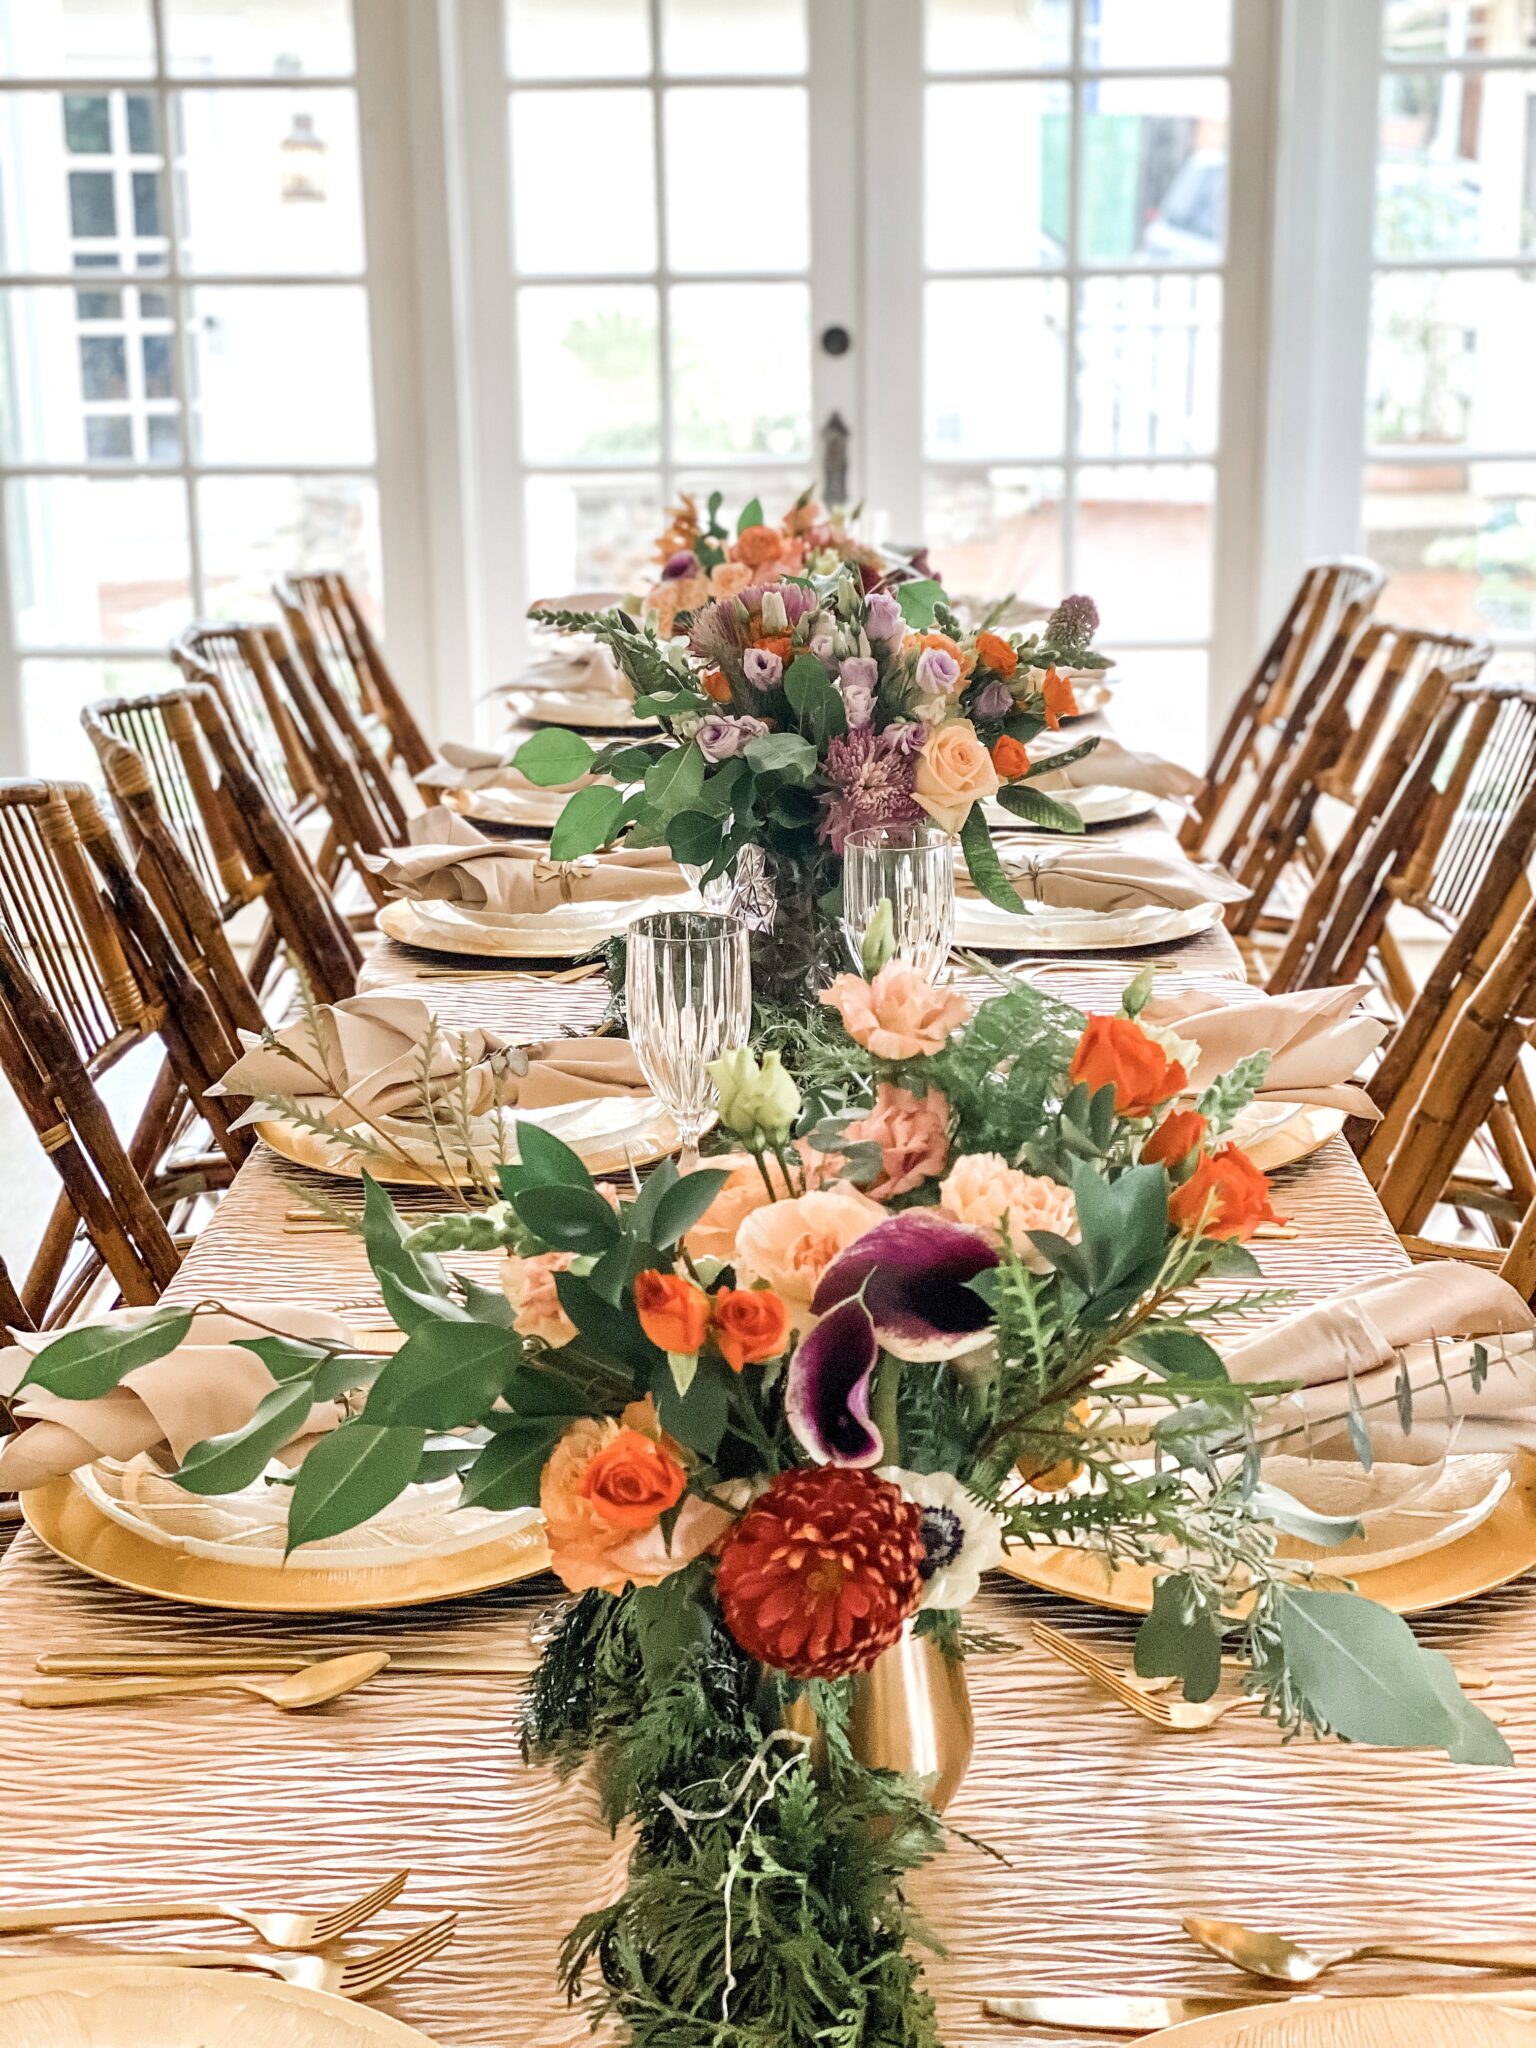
[377,891,687,959]
[1266,1452,1516,1575]
[504,688,657,732]
[0,1966,445,2047]
[986,784,1156,830]
[446,782,583,829]
[954,894,1224,953]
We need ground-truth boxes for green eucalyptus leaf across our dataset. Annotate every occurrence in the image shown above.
[549,784,624,859]
[16,1305,193,1400]
[1248,1480,1363,1549]
[511,727,596,787]
[285,1422,427,1554]
[643,744,706,821]
[995,783,1085,833]
[745,731,818,782]
[1133,1573,1222,1702]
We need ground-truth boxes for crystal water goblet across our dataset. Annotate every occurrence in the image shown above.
[625,912,751,1166]
[842,823,956,981]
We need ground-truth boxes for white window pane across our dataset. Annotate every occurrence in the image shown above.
[0,1,154,77]
[924,280,1067,460]
[925,84,1068,270]
[661,0,807,77]
[524,473,663,605]
[1384,0,1536,57]
[1084,0,1230,68]
[669,282,810,461]
[0,91,168,273]
[925,0,1071,72]
[1077,273,1222,458]
[164,0,354,78]
[511,90,655,275]
[923,467,1066,614]
[0,286,178,463]
[177,89,364,275]
[1365,459,1536,639]
[23,655,175,778]
[505,0,650,80]
[665,89,807,273]
[1081,78,1229,266]
[189,284,374,464]
[198,474,380,621]
[1073,463,1214,640]
[1100,649,1209,772]
[9,476,190,647]
[1378,70,1536,260]
[1370,269,1536,453]
[518,285,659,462]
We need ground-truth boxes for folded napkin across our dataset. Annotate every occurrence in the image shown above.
[508,1035,647,1108]
[212,993,514,1131]
[511,644,629,697]
[0,1303,354,1491]
[1143,983,1387,1117]
[409,805,488,847]
[364,840,688,915]
[1226,1262,1536,1464]
[417,739,598,798]
[1029,737,1202,804]
[962,845,1248,914]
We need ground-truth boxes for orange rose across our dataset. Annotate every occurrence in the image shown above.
[912,720,1001,833]
[976,630,1019,679]
[1042,667,1079,730]
[990,733,1030,781]
[634,1269,710,1354]
[579,1425,687,1529]
[1142,1108,1209,1168]
[712,1287,791,1372]
[735,523,783,567]
[1069,1014,1187,1119]
[1168,1144,1282,1242]
[700,665,732,703]
[752,631,793,660]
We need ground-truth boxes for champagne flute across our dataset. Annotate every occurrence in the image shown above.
[625,912,751,1166]
[842,823,956,981]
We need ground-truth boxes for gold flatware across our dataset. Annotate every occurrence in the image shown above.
[1129,1657,1493,1695]
[19,1650,390,1711]
[0,1913,457,1997]
[1185,1914,1536,1983]
[0,1869,408,1947]
[1032,1623,1261,1731]
[983,1990,1536,2035]
[38,1649,538,1678]
[427,962,604,982]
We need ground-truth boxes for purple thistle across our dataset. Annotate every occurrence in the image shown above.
[1047,592,1100,655]
[817,726,923,854]
[688,595,749,671]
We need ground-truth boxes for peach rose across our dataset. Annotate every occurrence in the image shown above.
[821,961,971,1062]
[709,560,754,598]
[913,720,1000,833]
[841,1083,950,1200]
[541,1396,725,1595]
[938,1153,1078,1270]
[683,1144,847,1264]
[501,1250,576,1348]
[734,1188,884,1310]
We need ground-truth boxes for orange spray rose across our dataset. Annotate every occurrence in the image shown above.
[634,1270,711,1354]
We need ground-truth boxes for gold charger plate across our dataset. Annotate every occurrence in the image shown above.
[1230,1100,1347,1173]
[378,893,684,960]
[0,1965,443,2046]
[995,1449,1536,1615]
[1149,1994,1536,2044]
[22,1474,551,1612]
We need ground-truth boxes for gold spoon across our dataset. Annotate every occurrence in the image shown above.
[18,1650,390,1712]
[1183,1914,1536,1982]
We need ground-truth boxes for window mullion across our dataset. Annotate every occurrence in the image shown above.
[147,0,203,618]
[648,0,673,508]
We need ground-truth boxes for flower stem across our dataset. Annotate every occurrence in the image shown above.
[871,1353,903,1465]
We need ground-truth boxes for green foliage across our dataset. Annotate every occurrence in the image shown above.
[895,579,945,631]
[284,1422,427,1555]
[550,784,625,859]
[784,653,846,747]
[1197,1051,1273,1133]
[511,726,596,786]
[958,802,1029,914]
[1134,1574,1223,1702]
[17,1305,192,1399]
[736,495,764,535]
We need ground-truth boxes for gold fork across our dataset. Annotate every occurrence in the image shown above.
[0,1869,409,1949]
[1032,1623,1262,1731]
[0,1913,457,1997]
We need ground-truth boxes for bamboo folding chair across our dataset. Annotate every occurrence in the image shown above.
[0,782,252,1325]
[83,684,360,1012]
[173,622,397,909]
[1180,557,1384,857]
[275,569,433,782]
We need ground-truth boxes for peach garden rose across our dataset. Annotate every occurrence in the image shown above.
[938,1153,1079,1271]
[912,719,1000,833]
[734,1187,885,1311]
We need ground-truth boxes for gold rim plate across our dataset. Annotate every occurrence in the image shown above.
[0,1965,444,2045]
[504,688,657,732]
[1148,1995,1536,2044]
[378,894,680,960]
[1231,1101,1348,1173]
[955,896,1223,954]
[22,1475,551,1613]
[996,1450,1536,1615]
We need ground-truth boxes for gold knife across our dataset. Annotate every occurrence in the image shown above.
[983,1991,1536,2034]
[37,1650,537,1677]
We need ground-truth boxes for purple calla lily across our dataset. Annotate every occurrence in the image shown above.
[785,1295,883,1466]
[811,1211,999,1362]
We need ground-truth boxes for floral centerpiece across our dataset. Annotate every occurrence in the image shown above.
[14,962,1506,2048]
[521,518,1114,1001]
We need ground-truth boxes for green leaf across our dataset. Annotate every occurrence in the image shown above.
[362,1175,460,1333]
[745,730,818,782]
[784,654,846,747]
[649,1168,732,1249]
[17,1305,193,1399]
[958,803,1029,914]
[667,809,723,868]
[231,1335,336,1383]
[735,495,764,535]
[1122,1326,1229,1382]
[511,1181,622,1254]
[458,1419,567,1512]
[549,784,624,859]
[1134,1574,1222,1702]
[174,1380,316,1495]
[896,578,945,630]
[363,1320,520,1429]
[511,726,596,787]
[285,1422,426,1554]
[503,1118,594,1194]
[1070,1161,1170,1300]
[1247,1481,1362,1550]
[631,1567,714,1684]
[554,1271,659,1377]
[642,1347,731,1458]
[604,743,662,782]
[668,1349,698,1398]
[995,783,1085,833]
[643,743,706,822]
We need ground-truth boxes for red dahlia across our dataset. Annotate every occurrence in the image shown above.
[715,1466,927,1679]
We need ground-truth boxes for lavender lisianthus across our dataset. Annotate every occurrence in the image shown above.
[696,713,770,763]
[818,726,924,853]
[883,720,927,757]
[864,589,904,644]
[743,647,783,690]
[915,646,962,697]
[810,633,835,664]
[972,677,1013,721]
[839,654,879,729]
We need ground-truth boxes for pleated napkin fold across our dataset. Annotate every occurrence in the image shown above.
[1225,1261,1536,1463]
[416,739,600,798]
[1028,736,1203,803]
[508,1035,648,1108]
[500,643,629,698]
[961,845,1249,914]
[408,805,488,847]
[1143,982,1387,1117]
[0,1303,355,1491]
[364,839,689,914]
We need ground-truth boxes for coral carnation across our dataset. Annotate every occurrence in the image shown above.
[821,960,970,1061]
[715,1466,926,1677]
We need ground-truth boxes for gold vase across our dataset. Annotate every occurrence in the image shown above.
[781,1623,974,1813]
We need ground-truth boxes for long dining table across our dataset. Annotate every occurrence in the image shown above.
[1,782,1535,2048]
